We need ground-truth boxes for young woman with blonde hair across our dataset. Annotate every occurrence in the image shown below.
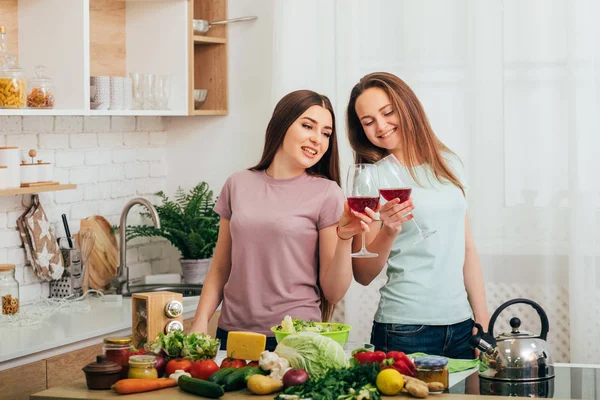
[346,72,488,359]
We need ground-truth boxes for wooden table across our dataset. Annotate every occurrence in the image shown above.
[29,379,568,400]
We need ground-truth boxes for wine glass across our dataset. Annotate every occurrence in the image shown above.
[346,164,380,258]
[376,154,436,245]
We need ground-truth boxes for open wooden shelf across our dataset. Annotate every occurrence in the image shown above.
[188,0,228,114]
[193,35,226,45]
[0,184,77,197]
[192,109,228,116]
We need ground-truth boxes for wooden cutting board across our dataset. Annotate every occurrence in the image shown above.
[79,216,118,290]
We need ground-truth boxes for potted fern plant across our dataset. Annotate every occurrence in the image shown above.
[124,182,220,284]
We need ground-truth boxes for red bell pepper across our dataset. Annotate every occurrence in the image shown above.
[383,351,416,377]
[373,351,387,363]
[352,349,379,364]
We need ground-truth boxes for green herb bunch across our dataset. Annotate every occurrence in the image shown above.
[124,182,220,260]
[277,362,382,400]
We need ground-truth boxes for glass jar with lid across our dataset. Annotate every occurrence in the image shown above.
[0,54,26,109]
[128,354,158,379]
[414,356,449,391]
[27,65,54,109]
[102,336,134,378]
[0,264,19,315]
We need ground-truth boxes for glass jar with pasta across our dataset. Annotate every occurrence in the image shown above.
[0,55,26,109]
[27,65,54,109]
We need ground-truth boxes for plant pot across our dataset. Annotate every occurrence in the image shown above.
[180,258,211,284]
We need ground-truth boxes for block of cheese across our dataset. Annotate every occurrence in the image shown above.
[226,331,267,361]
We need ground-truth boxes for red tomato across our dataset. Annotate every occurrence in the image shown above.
[220,357,246,369]
[247,361,259,367]
[189,359,220,380]
[165,358,193,377]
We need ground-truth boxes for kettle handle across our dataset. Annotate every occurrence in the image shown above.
[488,298,549,340]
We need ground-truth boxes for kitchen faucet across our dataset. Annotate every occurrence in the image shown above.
[110,198,161,295]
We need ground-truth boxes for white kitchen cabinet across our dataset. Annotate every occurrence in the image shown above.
[0,0,227,117]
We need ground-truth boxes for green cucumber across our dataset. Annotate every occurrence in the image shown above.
[223,366,254,391]
[208,367,236,385]
[179,375,225,398]
[244,367,269,382]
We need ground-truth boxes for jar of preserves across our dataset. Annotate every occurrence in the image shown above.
[102,336,134,379]
[128,354,158,379]
[0,55,26,109]
[0,264,19,315]
[414,356,449,392]
[27,65,54,109]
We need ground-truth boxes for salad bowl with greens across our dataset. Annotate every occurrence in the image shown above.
[271,316,351,345]
[146,330,220,361]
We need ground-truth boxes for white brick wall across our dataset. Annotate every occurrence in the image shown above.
[0,116,176,304]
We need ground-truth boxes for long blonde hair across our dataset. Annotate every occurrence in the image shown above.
[346,72,465,196]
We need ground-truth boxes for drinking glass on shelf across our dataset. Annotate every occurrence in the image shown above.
[155,74,171,110]
[143,73,156,110]
[130,72,144,110]
[346,164,379,258]
[376,154,436,246]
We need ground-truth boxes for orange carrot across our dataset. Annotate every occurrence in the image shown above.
[113,378,176,394]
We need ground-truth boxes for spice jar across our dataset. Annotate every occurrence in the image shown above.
[0,55,26,109]
[102,336,134,378]
[414,356,449,391]
[128,354,158,379]
[27,65,54,109]
[0,264,19,315]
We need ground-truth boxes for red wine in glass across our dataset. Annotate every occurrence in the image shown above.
[348,196,380,213]
[379,188,412,203]
[346,164,379,258]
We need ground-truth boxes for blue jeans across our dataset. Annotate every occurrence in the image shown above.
[370,318,476,360]
[216,327,278,352]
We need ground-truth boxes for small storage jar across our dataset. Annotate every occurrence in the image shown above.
[128,354,158,379]
[102,336,134,378]
[27,65,54,109]
[414,356,449,392]
[82,355,122,390]
[0,264,19,315]
[0,55,26,109]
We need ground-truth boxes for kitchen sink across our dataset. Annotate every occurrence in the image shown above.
[122,283,203,298]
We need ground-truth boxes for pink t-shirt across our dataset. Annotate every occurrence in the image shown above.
[214,169,344,335]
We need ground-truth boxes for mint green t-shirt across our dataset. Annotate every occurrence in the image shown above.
[374,153,473,325]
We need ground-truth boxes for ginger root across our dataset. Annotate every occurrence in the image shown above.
[404,376,429,398]
[427,381,445,392]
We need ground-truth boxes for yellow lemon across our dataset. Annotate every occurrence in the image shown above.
[376,368,405,396]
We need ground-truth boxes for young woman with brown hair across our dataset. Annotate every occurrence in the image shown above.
[346,72,488,359]
[190,90,371,351]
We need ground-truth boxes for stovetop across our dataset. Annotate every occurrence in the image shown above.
[449,365,600,398]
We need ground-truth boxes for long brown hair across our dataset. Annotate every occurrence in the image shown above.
[346,72,465,195]
[250,90,340,186]
[250,90,339,322]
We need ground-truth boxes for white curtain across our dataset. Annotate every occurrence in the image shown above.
[271,0,600,362]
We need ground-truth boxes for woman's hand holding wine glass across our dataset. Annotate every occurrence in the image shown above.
[337,202,374,240]
[376,197,415,237]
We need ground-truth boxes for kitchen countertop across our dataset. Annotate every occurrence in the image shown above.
[0,295,200,371]
[29,374,564,400]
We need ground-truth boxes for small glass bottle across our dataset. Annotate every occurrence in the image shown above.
[414,356,449,392]
[0,26,9,69]
[128,354,158,379]
[102,336,134,378]
[0,264,19,315]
